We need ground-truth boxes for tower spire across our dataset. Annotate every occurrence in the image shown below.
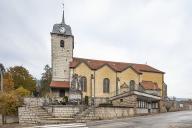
[62,3,65,24]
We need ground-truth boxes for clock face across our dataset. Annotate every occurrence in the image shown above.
[59,27,66,33]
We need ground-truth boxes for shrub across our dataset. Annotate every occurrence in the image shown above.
[15,86,30,97]
[85,96,89,105]
[0,92,22,116]
[64,96,68,103]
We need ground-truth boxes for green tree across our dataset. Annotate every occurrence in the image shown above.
[8,66,36,92]
[40,65,52,96]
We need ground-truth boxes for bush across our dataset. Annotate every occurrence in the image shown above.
[15,87,30,97]
[0,92,22,116]
[85,96,89,105]
[64,96,68,103]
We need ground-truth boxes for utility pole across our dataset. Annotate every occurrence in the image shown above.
[0,68,3,92]
[0,67,4,124]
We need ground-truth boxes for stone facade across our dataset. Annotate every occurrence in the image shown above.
[18,107,39,124]
[24,97,45,106]
[76,107,135,122]
[51,34,73,82]
[112,95,137,107]
[44,105,83,118]
[95,107,135,119]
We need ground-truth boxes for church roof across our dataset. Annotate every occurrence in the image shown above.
[50,81,69,88]
[51,24,72,36]
[70,57,164,74]
[51,9,73,36]
[141,81,161,90]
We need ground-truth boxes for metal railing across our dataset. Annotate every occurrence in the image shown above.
[109,84,161,98]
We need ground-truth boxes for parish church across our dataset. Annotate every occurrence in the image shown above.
[50,9,167,106]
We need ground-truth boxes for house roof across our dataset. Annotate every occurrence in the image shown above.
[50,81,70,88]
[141,81,160,90]
[70,57,164,74]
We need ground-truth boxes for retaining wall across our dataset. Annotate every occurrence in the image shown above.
[44,105,85,118]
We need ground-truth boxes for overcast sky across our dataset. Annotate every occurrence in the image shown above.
[0,0,192,98]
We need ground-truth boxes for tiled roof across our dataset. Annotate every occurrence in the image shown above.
[70,57,164,74]
[50,81,70,88]
[141,81,160,90]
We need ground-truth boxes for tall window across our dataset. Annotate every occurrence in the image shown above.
[80,76,87,92]
[60,40,64,48]
[103,78,110,93]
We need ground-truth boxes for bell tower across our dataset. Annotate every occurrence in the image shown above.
[51,8,74,82]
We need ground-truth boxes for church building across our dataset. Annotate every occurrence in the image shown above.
[50,9,167,105]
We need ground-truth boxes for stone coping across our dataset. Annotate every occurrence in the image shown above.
[44,105,86,107]
[96,106,134,108]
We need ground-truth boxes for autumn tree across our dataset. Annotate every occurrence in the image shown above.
[3,72,14,92]
[15,86,30,97]
[0,87,30,124]
[40,65,52,96]
[8,66,36,93]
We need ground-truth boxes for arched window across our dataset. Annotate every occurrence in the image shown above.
[80,76,87,92]
[60,40,64,48]
[130,80,135,91]
[103,78,110,93]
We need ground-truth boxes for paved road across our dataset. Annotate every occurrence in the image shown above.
[87,111,192,128]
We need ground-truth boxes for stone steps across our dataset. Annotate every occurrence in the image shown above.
[32,123,87,128]
[23,106,77,125]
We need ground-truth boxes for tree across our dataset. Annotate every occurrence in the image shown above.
[3,72,14,92]
[40,65,52,96]
[0,87,29,124]
[8,66,36,93]
[0,92,21,124]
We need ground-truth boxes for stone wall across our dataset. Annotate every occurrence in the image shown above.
[95,97,108,106]
[136,108,159,115]
[112,95,137,107]
[94,107,135,119]
[159,100,180,112]
[44,105,84,118]
[18,107,38,124]
[136,108,148,114]
[24,97,45,106]
[0,115,18,124]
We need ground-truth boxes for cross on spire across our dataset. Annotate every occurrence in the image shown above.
[61,3,65,24]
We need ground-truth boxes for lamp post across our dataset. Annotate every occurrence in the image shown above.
[0,68,3,92]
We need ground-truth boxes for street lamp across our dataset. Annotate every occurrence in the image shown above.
[0,68,3,92]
